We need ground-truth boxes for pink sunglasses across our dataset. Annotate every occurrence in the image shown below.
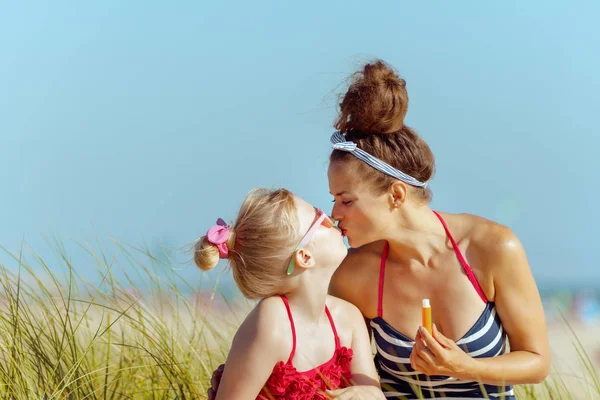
[286,208,335,275]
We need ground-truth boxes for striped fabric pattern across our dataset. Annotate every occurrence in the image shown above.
[371,303,515,399]
[330,131,428,188]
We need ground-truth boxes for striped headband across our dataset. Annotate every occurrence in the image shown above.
[330,131,428,188]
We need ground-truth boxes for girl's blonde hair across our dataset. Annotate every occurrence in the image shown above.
[194,188,301,299]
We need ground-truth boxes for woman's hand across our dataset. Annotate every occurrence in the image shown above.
[409,324,475,380]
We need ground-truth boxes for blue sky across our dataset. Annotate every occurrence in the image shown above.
[1,1,598,289]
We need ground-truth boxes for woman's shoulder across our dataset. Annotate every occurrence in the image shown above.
[328,244,383,317]
[338,241,385,272]
[449,212,526,279]
[329,243,382,292]
[458,213,521,256]
[439,211,518,248]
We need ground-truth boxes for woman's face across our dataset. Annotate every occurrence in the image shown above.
[328,161,394,248]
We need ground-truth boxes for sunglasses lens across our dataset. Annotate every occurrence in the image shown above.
[321,215,334,228]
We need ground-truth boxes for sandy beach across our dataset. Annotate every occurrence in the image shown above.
[546,318,600,397]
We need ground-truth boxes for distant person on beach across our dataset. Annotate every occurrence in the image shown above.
[208,60,551,399]
[195,188,385,399]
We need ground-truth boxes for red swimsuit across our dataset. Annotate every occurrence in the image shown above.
[257,296,353,399]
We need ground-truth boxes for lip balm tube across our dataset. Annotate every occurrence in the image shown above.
[422,298,432,336]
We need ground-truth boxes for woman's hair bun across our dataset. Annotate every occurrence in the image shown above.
[335,59,409,135]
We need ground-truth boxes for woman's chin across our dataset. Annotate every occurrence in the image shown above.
[347,233,371,249]
[346,235,359,248]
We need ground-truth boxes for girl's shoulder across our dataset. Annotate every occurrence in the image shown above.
[231,296,293,359]
[326,295,365,329]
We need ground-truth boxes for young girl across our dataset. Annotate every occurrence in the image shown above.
[194,188,384,399]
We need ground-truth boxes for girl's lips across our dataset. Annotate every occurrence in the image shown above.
[341,229,347,236]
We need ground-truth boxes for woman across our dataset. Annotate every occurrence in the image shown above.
[195,188,384,399]
[326,60,549,398]
[210,60,550,399]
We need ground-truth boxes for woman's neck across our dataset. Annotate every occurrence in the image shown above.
[385,205,448,266]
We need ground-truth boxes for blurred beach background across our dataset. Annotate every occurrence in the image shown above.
[1,1,599,398]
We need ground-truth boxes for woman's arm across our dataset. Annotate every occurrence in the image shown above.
[411,226,550,385]
[215,302,287,399]
[466,227,550,384]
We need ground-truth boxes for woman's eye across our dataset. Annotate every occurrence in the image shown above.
[332,199,352,205]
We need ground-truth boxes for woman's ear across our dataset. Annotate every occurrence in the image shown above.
[390,181,408,207]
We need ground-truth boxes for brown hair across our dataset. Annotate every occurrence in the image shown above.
[331,60,435,202]
[194,188,300,299]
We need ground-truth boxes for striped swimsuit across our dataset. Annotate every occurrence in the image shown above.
[370,211,515,399]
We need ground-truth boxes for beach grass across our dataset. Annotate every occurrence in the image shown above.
[0,237,597,399]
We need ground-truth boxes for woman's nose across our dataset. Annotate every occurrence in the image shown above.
[330,203,341,222]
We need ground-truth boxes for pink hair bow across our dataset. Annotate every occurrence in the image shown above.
[206,218,230,259]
